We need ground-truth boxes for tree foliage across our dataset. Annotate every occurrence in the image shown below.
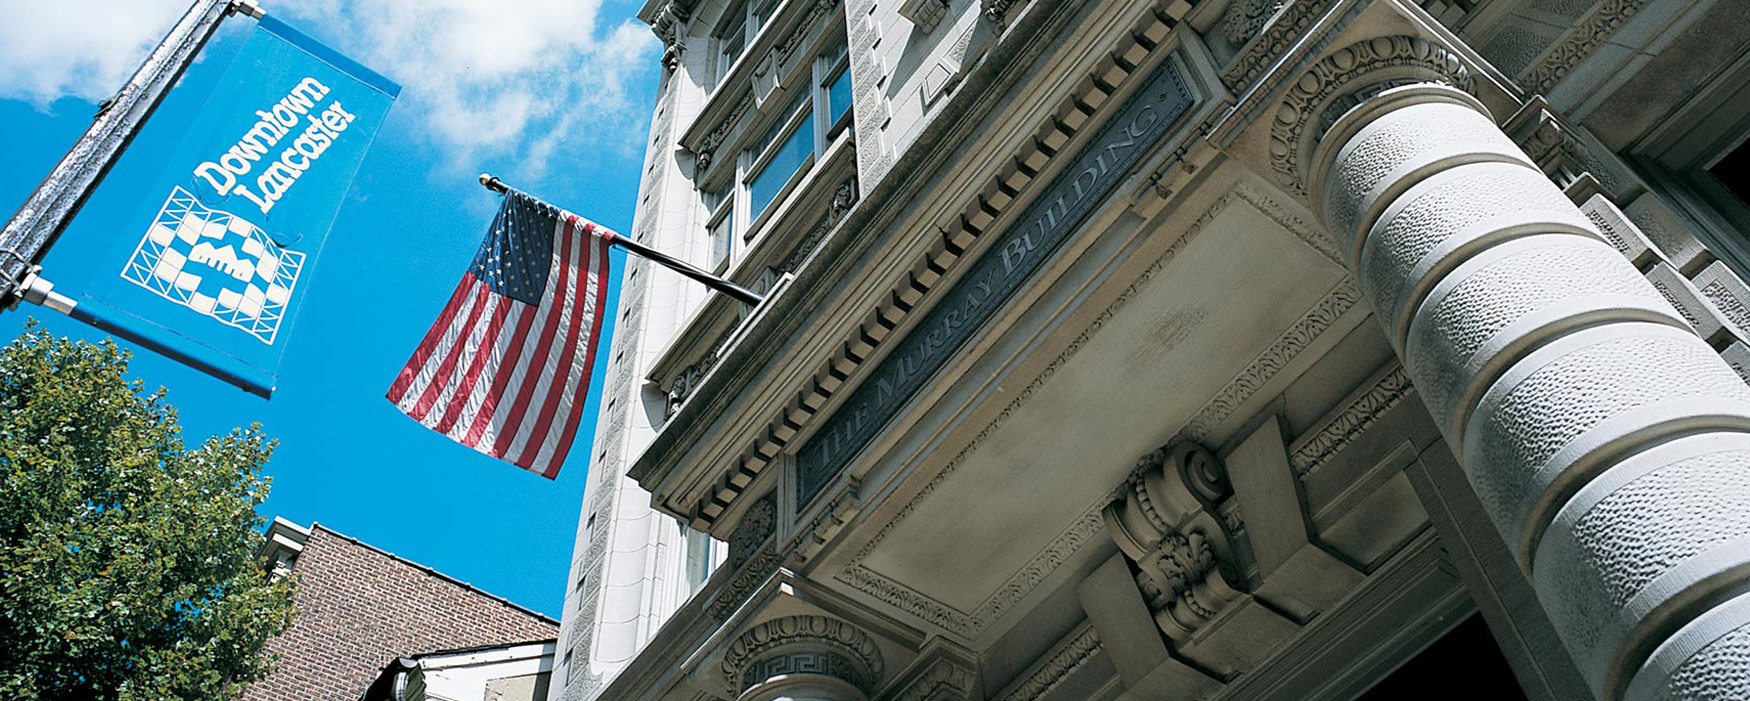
[0,323,295,700]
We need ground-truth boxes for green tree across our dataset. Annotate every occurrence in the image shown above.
[0,323,295,700]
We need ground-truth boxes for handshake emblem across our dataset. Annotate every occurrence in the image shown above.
[122,187,307,344]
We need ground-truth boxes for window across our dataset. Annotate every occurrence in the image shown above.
[820,42,852,136]
[697,36,852,272]
[748,99,814,223]
[712,0,773,87]
[1624,51,1750,276]
[705,186,733,272]
[684,527,716,592]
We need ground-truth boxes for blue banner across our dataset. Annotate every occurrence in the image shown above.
[62,14,397,397]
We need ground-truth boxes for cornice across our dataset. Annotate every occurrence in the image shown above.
[630,0,1197,534]
[1288,364,1414,478]
[823,183,1362,639]
[652,1,694,72]
[846,181,1235,565]
[996,625,1103,701]
[1518,0,1650,96]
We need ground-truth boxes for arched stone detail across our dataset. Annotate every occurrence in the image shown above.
[721,615,884,699]
[1269,35,1471,197]
[1307,77,1750,701]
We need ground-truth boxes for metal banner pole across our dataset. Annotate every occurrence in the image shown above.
[478,174,766,307]
[0,0,247,308]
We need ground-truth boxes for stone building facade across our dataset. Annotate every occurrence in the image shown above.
[551,0,1750,699]
[243,519,558,700]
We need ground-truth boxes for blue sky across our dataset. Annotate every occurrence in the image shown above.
[0,0,661,618]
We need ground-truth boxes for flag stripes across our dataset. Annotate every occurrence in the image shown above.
[387,192,612,478]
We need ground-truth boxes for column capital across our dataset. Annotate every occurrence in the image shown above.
[722,615,885,700]
[1268,34,1473,198]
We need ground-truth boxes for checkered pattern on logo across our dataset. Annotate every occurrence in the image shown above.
[121,186,306,344]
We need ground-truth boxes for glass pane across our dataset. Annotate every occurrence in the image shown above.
[685,529,710,590]
[718,29,745,82]
[708,215,732,270]
[828,66,852,127]
[749,118,814,222]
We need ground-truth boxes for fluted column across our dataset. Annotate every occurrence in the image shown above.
[721,616,884,701]
[1291,39,1750,700]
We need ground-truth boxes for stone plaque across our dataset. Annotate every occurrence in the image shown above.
[795,58,1193,508]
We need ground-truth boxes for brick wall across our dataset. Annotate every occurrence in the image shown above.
[241,525,557,701]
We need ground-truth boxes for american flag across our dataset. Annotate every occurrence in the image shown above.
[387,191,612,478]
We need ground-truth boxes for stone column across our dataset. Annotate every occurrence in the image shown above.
[721,616,884,701]
[1291,37,1750,701]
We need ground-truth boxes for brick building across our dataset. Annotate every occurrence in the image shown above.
[243,519,557,700]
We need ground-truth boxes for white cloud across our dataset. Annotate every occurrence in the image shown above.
[0,0,659,175]
[280,0,660,174]
[0,0,190,107]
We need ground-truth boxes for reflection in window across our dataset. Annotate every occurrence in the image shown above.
[708,212,734,271]
[827,64,852,127]
[705,185,733,271]
[821,41,852,135]
[695,32,851,274]
[712,0,773,87]
[749,116,815,223]
[684,526,719,593]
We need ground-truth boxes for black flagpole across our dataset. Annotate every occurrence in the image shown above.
[478,174,765,307]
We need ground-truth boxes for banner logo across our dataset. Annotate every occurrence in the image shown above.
[122,187,306,344]
[51,13,398,396]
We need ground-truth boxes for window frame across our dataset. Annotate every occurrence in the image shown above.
[705,186,735,274]
[711,0,775,87]
[817,42,853,140]
[743,95,816,230]
[695,24,851,274]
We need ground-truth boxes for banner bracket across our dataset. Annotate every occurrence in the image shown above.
[0,0,232,308]
[15,269,76,315]
[230,0,265,20]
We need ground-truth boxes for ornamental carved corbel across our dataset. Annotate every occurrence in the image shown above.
[653,0,693,73]
[1501,95,1622,195]
[692,95,753,175]
[1268,35,1472,196]
[1221,0,1287,47]
[981,0,1014,23]
[831,176,859,220]
[721,615,885,698]
[1103,441,1253,644]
